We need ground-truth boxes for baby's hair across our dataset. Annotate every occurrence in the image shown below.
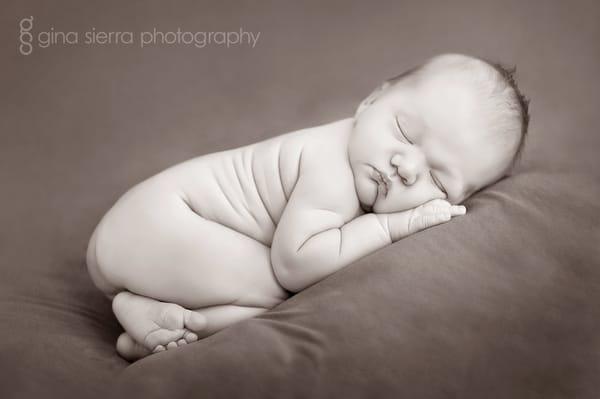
[484,60,530,171]
[385,54,530,174]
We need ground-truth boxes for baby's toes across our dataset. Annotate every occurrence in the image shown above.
[144,328,185,350]
[166,341,178,350]
[153,345,166,353]
[183,331,198,343]
[163,338,189,351]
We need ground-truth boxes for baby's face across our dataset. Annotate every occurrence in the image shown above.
[349,72,514,213]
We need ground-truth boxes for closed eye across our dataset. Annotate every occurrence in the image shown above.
[430,171,448,197]
[395,116,413,144]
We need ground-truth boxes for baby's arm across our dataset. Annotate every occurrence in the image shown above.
[385,199,466,241]
[271,205,391,292]
[271,181,465,293]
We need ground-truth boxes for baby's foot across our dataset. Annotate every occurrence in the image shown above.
[112,291,207,357]
[116,332,150,361]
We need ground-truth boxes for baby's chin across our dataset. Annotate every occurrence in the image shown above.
[355,174,398,214]
[354,178,378,213]
[357,188,391,214]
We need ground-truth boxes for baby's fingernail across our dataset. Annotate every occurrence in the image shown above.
[451,206,464,214]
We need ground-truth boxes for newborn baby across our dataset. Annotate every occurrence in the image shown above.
[86,53,529,361]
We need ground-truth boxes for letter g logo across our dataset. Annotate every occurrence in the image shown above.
[19,16,34,56]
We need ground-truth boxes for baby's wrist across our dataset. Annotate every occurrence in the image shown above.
[375,214,393,243]
[385,211,412,242]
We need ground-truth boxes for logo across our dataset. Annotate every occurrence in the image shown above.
[18,16,34,55]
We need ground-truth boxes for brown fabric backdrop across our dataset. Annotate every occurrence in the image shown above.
[1,1,599,398]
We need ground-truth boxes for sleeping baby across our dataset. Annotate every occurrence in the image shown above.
[86,53,529,360]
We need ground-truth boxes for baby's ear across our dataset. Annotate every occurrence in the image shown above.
[355,81,391,116]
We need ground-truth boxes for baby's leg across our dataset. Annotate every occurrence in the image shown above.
[115,295,271,360]
[89,183,287,309]
[88,181,288,359]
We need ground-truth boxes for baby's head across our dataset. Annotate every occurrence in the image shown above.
[348,53,530,213]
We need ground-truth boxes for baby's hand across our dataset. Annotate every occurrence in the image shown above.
[384,199,467,242]
[406,199,466,235]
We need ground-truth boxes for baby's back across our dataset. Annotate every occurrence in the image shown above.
[157,127,310,246]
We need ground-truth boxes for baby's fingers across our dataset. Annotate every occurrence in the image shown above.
[450,205,467,216]
[420,213,451,229]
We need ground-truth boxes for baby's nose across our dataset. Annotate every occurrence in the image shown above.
[391,154,418,186]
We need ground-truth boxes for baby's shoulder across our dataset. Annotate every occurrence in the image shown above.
[290,120,361,219]
[252,120,347,200]
[293,119,351,168]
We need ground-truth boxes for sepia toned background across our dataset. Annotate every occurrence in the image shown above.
[1,0,599,398]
